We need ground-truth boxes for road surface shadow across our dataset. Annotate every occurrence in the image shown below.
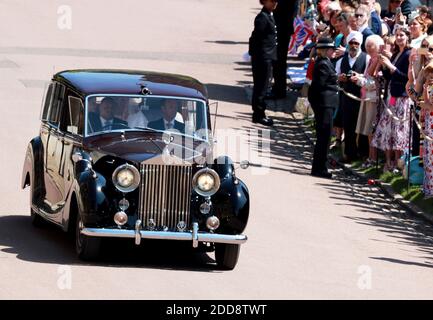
[206,83,249,105]
[232,111,313,175]
[205,40,249,45]
[0,215,222,272]
[316,177,433,269]
[370,256,433,269]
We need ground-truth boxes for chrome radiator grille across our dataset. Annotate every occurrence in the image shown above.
[138,164,192,230]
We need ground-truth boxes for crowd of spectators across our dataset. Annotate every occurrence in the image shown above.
[300,0,433,197]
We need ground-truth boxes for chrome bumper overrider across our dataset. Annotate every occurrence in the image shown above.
[81,221,247,248]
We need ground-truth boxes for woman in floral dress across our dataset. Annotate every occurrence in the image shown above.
[407,36,433,198]
[372,28,411,172]
[421,63,433,198]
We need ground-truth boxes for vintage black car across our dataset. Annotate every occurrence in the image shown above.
[21,69,249,269]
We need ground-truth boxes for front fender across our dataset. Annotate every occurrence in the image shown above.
[211,156,250,234]
[213,177,249,234]
[74,159,111,227]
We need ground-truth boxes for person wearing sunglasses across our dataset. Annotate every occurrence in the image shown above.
[355,5,374,51]
[336,31,370,163]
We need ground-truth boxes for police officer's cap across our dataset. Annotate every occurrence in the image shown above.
[316,37,336,49]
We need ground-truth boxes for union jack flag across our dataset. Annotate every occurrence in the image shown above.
[288,16,315,55]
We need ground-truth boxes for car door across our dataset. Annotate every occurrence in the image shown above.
[39,82,55,205]
[43,82,66,214]
[58,93,84,207]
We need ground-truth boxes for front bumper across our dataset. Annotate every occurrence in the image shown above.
[81,221,247,248]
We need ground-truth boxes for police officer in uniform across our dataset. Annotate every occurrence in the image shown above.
[308,38,339,179]
[271,0,299,99]
[249,0,279,126]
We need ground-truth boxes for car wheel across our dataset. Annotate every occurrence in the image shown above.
[30,208,46,228]
[75,213,101,261]
[215,243,240,270]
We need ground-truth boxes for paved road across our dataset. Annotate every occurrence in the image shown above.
[1,0,433,299]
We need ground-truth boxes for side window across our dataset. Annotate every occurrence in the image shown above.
[47,83,66,128]
[41,83,54,121]
[62,96,84,135]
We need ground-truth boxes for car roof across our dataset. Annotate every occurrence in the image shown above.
[53,69,208,100]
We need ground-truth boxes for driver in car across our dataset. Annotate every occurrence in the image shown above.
[88,97,129,133]
[148,99,185,133]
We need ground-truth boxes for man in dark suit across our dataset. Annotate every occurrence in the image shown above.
[361,0,382,36]
[148,99,185,133]
[87,97,129,133]
[355,4,374,51]
[271,0,298,99]
[248,0,279,126]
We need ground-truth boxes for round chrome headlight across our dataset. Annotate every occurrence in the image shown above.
[192,168,220,197]
[112,164,140,193]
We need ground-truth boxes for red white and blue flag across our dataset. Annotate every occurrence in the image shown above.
[288,16,315,55]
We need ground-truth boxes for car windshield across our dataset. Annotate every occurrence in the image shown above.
[85,95,209,141]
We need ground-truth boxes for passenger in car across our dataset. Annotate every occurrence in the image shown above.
[147,99,185,133]
[87,97,129,133]
[127,103,149,128]
[113,97,130,121]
